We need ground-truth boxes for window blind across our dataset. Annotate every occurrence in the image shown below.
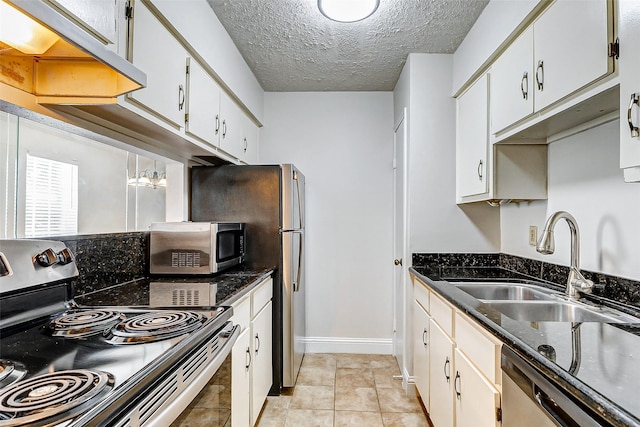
[25,154,78,237]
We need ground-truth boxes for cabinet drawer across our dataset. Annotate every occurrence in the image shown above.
[455,312,501,384]
[414,282,430,312]
[430,293,453,336]
[252,278,273,317]
[232,295,250,332]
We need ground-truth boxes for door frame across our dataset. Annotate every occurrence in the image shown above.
[392,108,410,390]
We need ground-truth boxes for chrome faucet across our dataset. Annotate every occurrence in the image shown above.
[536,211,593,299]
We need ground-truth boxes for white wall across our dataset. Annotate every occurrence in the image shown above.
[260,92,395,353]
[501,120,640,281]
[404,54,500,254]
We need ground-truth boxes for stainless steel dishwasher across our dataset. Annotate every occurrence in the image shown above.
[501,346,610,427]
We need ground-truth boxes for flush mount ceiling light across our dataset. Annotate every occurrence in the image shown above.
[318,0,380,23]
[0,0,59,54]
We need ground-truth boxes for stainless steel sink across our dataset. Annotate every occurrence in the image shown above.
[449,281,639,323]
[481,300,638,323]
[452,282,559,301]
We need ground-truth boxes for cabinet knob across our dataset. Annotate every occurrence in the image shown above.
[394,258,402,266]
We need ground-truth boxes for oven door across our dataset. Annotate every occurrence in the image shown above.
[121,323,239,427]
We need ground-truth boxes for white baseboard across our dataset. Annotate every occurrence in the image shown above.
[303,336,393,354]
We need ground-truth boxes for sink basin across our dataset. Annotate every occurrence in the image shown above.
[452,282,559,301]
[482,300,639,323]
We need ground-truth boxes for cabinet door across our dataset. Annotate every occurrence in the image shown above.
[429,320,455,427]
[251,301,272,426]
[454,348,501,427]
[413,301,430,410]
[241,115,259,164]
[128,0,187,128]
[185,59,221,146]
[456,73,490,199]
[232,328,251,427]
[48,0,118,44]
[619,0,640,175]
[533,0,611,111]
[491,26,534,133]
[219,92,242,158]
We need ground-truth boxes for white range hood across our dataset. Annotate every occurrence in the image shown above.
[0,0,146,104]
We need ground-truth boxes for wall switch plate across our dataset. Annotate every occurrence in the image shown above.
[529,226,537,246]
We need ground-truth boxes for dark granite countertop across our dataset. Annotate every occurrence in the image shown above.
[74,266,274,308]
[409,266,640,427]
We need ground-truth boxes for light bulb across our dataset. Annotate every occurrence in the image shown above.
[0,1,59,54]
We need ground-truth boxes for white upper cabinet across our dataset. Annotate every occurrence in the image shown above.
[218,92,243,158]
[127,0,188,129]
[491,27,534,133]
[457,73,490,199]
[533,0,611,111]
[185,58,221,146]
[241,114,259,165]
[619,0,640,180]
[47,0,118,44]
[490,0,614,135]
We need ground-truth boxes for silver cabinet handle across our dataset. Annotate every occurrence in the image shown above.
[222,120,227,138]
[628,93,640,138]
[215,114,220,135]
[535,60,544,91]
[422,328,428,347]
[454,370,461,400]
[444,357,451,383]
[477,160,483,181]
[243,137,248,153]
[255,333,260,354]
[520,71,528,100]
[245,346,251,371]
[178,85,185,111]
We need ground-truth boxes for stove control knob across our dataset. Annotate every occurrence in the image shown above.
[56,248,74,265]
[35,248,57,267]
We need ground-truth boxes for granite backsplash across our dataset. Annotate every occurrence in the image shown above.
[59,232,148,296]
[412,253,640,308]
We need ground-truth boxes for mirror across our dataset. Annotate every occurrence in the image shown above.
[0,111,170,239]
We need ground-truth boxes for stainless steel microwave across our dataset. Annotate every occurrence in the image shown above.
[149,222,245,275]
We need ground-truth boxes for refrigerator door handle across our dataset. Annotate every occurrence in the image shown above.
[294,170,304,229]
[294,233,303,292]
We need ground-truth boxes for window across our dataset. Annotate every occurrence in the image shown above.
[24,154,78,237]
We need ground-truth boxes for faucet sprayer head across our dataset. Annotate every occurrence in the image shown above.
[536,229,555,254]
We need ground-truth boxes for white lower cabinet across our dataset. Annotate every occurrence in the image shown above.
[413,300,430,410]
[231,277,273,426]
[428,319,455,427]
[251,301,273,426]
[454,348,501,427]
[412,280,502,427]
[231,327,251,427]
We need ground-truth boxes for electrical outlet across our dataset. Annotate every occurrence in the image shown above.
[529,226,537,246]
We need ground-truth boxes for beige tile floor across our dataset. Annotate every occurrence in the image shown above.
[256,354,431,427]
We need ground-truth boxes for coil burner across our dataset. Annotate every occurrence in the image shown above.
[106,310,207,344]
[49,309,127,338]
[0,370,114,426]
[0,361,26,389]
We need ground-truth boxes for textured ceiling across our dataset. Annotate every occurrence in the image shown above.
[207,0,489,91]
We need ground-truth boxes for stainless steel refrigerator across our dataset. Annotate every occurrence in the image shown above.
[190,164,305,393]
